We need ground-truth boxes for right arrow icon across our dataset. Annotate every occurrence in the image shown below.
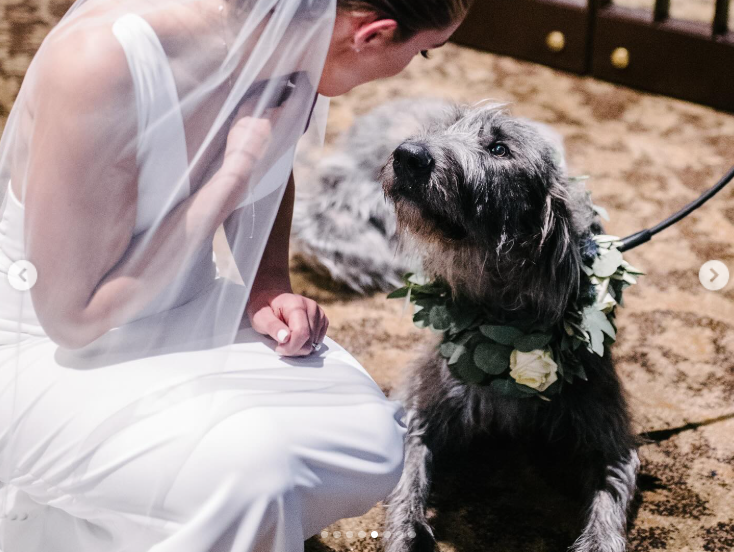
[699,261,729,291]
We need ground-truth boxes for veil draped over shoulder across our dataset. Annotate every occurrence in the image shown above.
[0,0,403,550]
[0,0,335,350]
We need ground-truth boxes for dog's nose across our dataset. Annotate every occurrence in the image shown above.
[393,142,434,177]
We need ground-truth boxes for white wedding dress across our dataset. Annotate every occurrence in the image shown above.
[0,12,406,552]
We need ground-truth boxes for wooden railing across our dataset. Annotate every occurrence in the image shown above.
[452,0,734,112]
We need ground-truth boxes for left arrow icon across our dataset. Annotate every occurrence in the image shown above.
[8,261,37,291]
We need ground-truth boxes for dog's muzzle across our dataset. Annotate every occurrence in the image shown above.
[393,142,434,180]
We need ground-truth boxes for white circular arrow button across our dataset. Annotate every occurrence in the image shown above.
[699,260,729,291]
[8,260,38,291]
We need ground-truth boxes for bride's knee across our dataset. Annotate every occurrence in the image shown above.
[352,402,407,505]
[169,409,298,515]
[169,402,406,521]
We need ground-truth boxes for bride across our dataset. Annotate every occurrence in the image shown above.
[0,0,468,550]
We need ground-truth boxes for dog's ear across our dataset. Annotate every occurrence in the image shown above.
[528,179,582,325]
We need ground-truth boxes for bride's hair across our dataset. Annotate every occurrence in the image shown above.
[336,0,473,39]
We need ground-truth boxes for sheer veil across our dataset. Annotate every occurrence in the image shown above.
[0,0,397,549]
[0,0,336,349]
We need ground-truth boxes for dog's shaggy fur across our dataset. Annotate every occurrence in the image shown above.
[296,99,639,551]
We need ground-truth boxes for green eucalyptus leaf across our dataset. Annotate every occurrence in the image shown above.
[415,296,439,310]
[585,307,616,339]
[448,344,467,365]
[450,306,479,333]
[429,305,451,331]
[452,349,486,384]
[473,343,512,375]
[514,381,539,394]
[622,263,645,275]
[413,308,430,323]
[407,273,430,285]
[554,356,565,376]
[593,234,621,244]
[622,272,638,285]
[560,334,570,352]
[561,364,575,383]
[439,341,458,358]
[593,205,610,221]
[479,325,525,345]
[490,379,532,398]
[413,307,430,329]
[607,330,618,345]
[592,248,623,278]
[588,326,605,356]
[387,286,410,299]
[576,363,588,381]
[513,333,553,352]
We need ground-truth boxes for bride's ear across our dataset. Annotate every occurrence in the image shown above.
[352,17,398,52]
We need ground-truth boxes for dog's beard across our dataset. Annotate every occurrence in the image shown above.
[383,170,468,243]
[391,199,462,245]
[389,209,502,305]
[384,168,499,301]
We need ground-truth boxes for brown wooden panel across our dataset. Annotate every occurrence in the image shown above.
[592,5,734,112]
[451,0,592,74]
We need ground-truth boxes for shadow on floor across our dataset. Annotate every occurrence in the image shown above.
[306,436,626,552]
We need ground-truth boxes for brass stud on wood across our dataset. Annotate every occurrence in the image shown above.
[545,31,565,53]
[611,47,630,69]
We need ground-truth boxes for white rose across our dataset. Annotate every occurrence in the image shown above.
[509,349,558,392]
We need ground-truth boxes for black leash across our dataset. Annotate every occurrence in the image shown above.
[617,165,734,252]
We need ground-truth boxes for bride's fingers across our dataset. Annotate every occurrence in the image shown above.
[304,301,326,352]
[297,304,318,356]
[278,307,311,356]
[316,315,329,348]
[251,307,290,346]
[255,296,326,357]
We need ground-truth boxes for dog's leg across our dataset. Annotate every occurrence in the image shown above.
[570,448,640,552]
[383,408,439,552]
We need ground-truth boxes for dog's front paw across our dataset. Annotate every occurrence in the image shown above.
[569,531,627,552]
[383,521,437,552]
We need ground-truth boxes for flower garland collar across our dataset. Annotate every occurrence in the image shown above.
[388,233,644,401]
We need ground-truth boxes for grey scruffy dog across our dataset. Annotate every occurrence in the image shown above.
[295,98,639,552]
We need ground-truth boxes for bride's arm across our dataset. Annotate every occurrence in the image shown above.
[224,172,328,356]
[24,33,267,349]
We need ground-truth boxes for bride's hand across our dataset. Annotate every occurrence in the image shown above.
[246,290,329,357]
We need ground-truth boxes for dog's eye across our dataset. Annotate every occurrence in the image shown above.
[420,50,430,59]
[489,143,509,157]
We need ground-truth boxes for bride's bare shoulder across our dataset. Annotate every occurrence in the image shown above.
[27,18,135,125]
